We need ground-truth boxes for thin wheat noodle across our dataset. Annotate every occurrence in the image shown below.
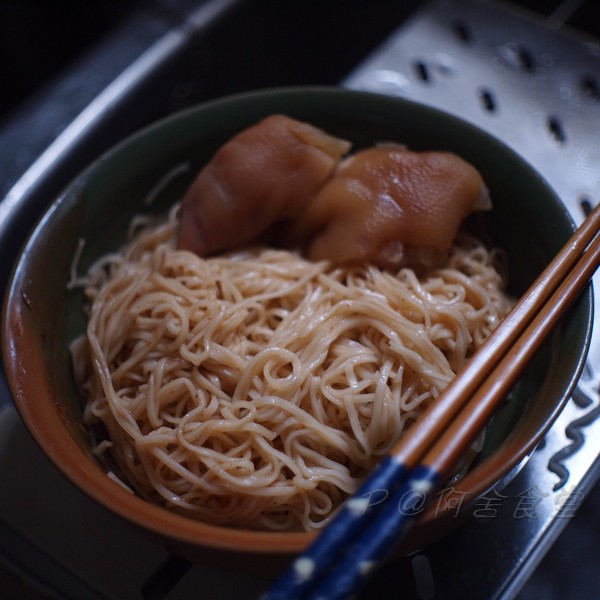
[72,205,513,531]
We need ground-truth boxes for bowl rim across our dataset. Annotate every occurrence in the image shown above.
[1,85,594,555]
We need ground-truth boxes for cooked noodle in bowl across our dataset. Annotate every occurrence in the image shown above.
[70,201,513,532]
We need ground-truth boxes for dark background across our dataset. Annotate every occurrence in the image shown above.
[3,0,600,123]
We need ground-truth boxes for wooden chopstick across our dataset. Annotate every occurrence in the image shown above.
[391,201,600,470]
[302,220,600,600]
[265,204,600,600]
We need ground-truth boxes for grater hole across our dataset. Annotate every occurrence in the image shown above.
[141,554,193,600]
[579,196,594,216]
[516,44,535,72]
[547,115,567,144]
[479,88,497,112]
[411,554,436,600]
[451,19,472,43]
[500,42,536,72]
[413,60,431,82]
[581,75,599,101]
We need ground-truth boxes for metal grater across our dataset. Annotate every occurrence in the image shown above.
[344,0,600,222]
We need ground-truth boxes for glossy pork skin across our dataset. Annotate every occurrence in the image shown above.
[178,114,351,256]
[178,116,490,268]
[293,144,491,268]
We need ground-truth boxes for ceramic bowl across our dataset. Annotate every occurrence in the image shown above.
[2,87,593,572]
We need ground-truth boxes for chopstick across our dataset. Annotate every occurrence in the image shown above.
[265,203,600,600]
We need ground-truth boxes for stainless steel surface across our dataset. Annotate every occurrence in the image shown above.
[1,1,599,598]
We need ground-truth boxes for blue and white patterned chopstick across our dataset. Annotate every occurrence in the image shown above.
[264,460,440,600]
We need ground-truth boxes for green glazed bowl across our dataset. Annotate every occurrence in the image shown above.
[2,87,593,571]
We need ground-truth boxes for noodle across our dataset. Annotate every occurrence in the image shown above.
[72,206,513,531]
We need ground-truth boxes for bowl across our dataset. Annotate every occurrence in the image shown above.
[2,87,593,572]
